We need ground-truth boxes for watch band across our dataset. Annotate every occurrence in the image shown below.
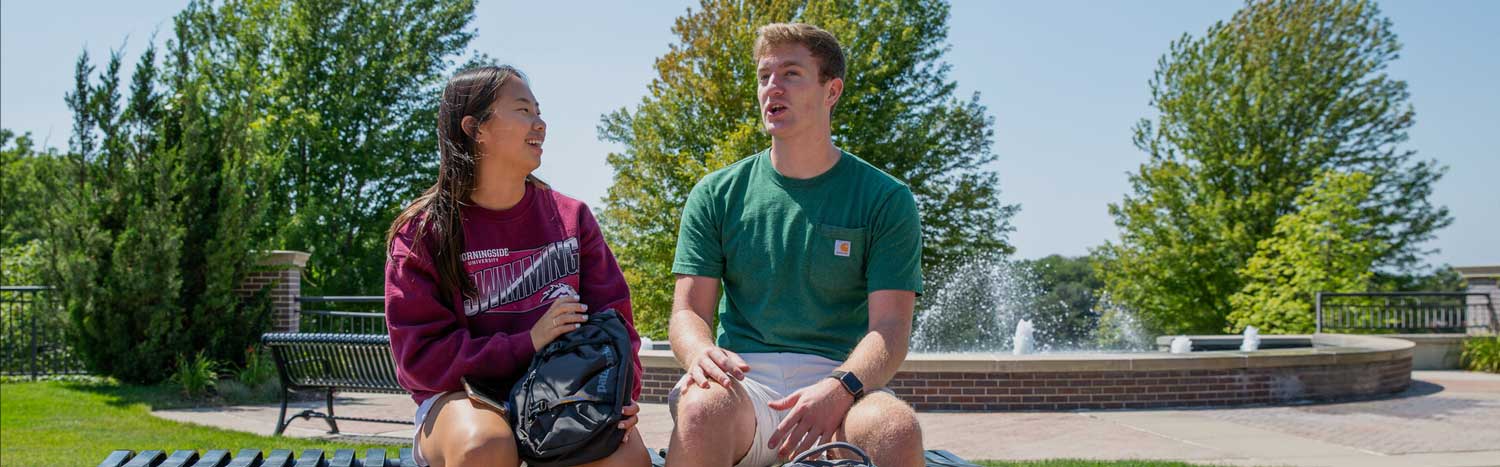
[829,370,864,398]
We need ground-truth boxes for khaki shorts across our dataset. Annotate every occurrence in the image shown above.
[668,353,894,467]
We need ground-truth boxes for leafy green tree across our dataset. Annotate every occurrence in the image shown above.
[599,0,1018,337]
[1371,266,1466,293]
[1096,0,1450,334]
[2,131,48,246]
[1,130,65,286]
[257,0,477,295]
[1227,171,1385,333]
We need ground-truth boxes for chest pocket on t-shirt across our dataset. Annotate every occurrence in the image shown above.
[807,224,867,295]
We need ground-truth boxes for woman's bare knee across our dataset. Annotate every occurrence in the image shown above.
[442,427,517,466]
[578,427,651,467]
[421,393,520,467]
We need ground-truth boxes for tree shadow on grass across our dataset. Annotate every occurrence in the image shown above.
[56,377,305,411]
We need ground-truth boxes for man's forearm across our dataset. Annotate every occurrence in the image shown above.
[669,308,718,366]
[837,315,911,389]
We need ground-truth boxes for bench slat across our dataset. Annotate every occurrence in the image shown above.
[263,449,294,467]
[398,447,417,467]
[361,449,387,467]
[121,450,166,467]
[327,449,355,467]
[924,449,983,467]
[159,450,199,467]
[188,449,231,467]
[294,449,324,467]
[226,449,261,467]
[98,450,133,467]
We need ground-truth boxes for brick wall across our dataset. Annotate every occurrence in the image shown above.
[233,251,310,332]
[642,365,685,402]
[882,359,1410,411]
[637,347,1412,411]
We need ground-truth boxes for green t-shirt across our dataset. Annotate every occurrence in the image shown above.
[672,148,924,362]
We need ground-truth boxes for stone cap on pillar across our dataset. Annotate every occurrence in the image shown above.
[256,250,311,268]
[1456,265,1500,280]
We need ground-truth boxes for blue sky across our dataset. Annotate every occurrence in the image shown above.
[3,0,1496,267]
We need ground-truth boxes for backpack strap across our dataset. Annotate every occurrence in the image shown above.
[789,442,872,466]
[535,394,604,412]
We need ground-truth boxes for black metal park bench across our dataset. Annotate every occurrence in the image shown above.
[262,333,408,435]
[99,448,981,467]
[98,448,418,467]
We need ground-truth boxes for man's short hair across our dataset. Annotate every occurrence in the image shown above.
[753,23,846,84]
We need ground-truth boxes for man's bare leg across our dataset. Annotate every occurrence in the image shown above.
[833,392,923,467]
[666,380,758,467]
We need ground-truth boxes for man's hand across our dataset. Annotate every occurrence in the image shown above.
[765,378,856,460]
[684,346,750,388]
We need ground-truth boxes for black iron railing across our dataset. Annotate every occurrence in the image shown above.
[1,286,88,378]
[296,296,387,334]
[1315,292,1497,334]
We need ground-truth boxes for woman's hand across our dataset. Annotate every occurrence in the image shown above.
[530,295,587,351]
[618,401,641,443]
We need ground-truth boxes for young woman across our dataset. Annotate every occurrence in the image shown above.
[384,65,649,467]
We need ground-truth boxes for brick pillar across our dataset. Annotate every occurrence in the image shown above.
[235,250,311,333]
[1457,265,1499,335]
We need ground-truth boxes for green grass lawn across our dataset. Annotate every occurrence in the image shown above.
[975,461,1217,466]
[0,379,395,467]
[2,379,1220,467]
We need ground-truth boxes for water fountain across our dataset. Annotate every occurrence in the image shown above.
[1169,335,1193,354]
[910,254,1153,353]
[635,252,1415,411]
[1012,320,1035,355]
[1240,326,1261,352]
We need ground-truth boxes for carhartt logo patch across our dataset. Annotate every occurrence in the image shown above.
[834,240,851,257]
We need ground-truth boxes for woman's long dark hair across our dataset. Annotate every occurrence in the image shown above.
[388,65,532,301]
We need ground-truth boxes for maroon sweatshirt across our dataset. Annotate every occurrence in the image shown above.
[384,183,643,406]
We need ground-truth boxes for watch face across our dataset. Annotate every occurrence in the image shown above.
[834,371,863,395]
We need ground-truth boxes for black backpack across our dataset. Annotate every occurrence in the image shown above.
[508,308,634,467]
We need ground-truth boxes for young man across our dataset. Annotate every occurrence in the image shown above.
[666,23,925,467]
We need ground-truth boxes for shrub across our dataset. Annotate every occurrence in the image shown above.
[235,345,276,388]
[1461,336,1500,373]
[168,351,220,398]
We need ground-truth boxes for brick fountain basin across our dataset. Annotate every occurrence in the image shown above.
[636,333,1412,411]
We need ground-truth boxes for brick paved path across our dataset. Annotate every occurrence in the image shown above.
[156,371,1500,467]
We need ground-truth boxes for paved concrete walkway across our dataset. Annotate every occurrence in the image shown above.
[155,371,1500,467]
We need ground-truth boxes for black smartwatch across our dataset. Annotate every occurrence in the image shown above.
[828,370,865,399]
